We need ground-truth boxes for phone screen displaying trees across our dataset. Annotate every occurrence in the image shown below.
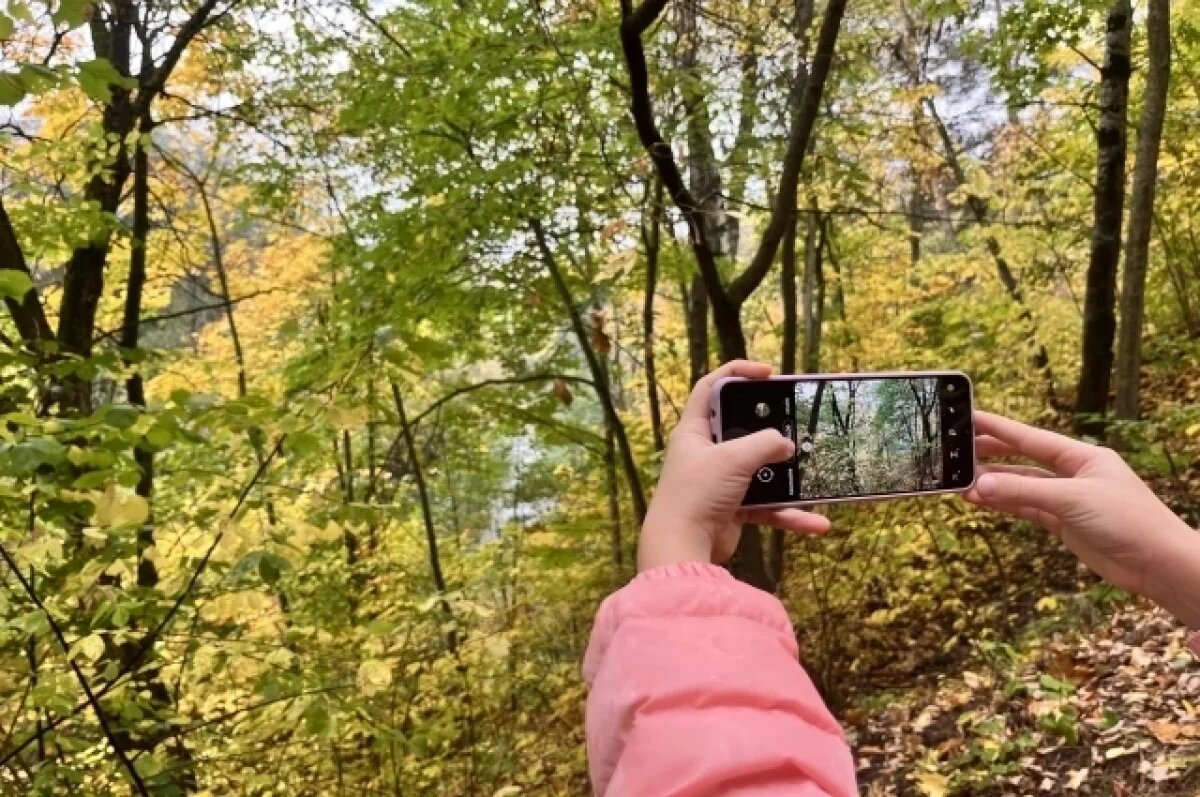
[793,378,941,500]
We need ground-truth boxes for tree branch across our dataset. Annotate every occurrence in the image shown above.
[0,199,54,347]
[618,0,735,323]
[0,544,150,796]
[727,0,847,303]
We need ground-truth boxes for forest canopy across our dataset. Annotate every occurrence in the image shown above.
[2,0,1200,794]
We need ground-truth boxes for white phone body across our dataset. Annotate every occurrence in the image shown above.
[710,371,977,509]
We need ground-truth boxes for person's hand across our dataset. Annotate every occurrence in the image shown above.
[965,411,1200,625]
[637,360,831,571]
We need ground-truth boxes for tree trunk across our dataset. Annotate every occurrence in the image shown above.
[770,213,801,588]
[1114,0,1170,421]
[1077,0,1133,434]
[684,276,710,386]
[642,180,666,451]
[533,222,648,523]
[619,0,847,591]
[802,210,826,374]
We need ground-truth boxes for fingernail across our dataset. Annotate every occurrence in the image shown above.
[977,473,997,497]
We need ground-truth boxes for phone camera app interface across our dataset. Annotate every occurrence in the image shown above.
[722,375,972,506]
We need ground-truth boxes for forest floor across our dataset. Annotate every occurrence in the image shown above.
[843,352,1200,796]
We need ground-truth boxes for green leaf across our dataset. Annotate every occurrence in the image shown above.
[74,633,105,663]
[0,72,24,106]
[77,58,134,103]
[52,0,93,29]
[257,552,291,586]
[303,699,330,737]
[0,12,14,39]
[19,63,58,90]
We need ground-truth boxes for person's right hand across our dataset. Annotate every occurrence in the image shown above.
[965,411,1200,627]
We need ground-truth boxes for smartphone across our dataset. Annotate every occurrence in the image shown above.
[710,372,975,508]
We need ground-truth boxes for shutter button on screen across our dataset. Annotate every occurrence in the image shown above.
[756,467,775,484]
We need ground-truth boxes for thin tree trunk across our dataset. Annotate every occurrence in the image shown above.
[1077,0,1133,434]
[771,212,801,589]
[1114,0,1170,421]
[802,210,826,374]
[391,382,455,650]
[533,222,647,523]
[642,180,666,451]
[685,276,710,386]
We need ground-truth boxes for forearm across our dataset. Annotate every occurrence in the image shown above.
[1148,519,1200,629]
[584,563,856,796]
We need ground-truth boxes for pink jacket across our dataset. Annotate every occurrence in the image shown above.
[583,562,857,796]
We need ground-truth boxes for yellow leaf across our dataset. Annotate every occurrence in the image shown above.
[329,405,368,430]
[356,659,392,697]
[915,771,949,797]
[484,634,511,660]
[75,633,104,663]
[93,483,149,528]
[492,787,522,797]
[1036,596,1059,612]
[1187,423,1200,438]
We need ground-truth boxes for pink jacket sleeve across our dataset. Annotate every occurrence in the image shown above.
[583,562,857,797]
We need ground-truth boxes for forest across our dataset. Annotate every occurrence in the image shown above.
[795,377,944,499]
[1,0,1199,794]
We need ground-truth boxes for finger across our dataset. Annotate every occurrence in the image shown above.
[719,428,795,477]
[963,493,1064,534]
[679,360,774,436]
[973,411,1094,475]
[964,471,1079,516]
[975,434,1020,459]
[979,463,1056,479]
[743,508,831,535]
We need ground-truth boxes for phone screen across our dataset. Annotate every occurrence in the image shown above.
[715,373,974,507]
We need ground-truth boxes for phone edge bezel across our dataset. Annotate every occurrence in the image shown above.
[708,370,978,509]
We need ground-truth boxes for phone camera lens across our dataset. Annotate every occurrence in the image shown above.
[755,402,770,418]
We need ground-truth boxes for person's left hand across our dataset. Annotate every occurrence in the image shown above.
[638,360,832,571]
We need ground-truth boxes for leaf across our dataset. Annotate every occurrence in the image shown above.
[304,698,330,736]
[1147,720,1182,744]
[1065,768,1088,790]
[93,483,149,528]
[0,13,13,39]
[77,58,134,103]
[1035,595,1058,612]
[914,770,949,797]
[257,552,292,586]
[52,0,94,28]
[19,63,58,91]
[1186,423,1200,438]
[552,379,573,407]
[492,788,522,797]
[356,659,392,697]
[329,405,368,430]
[74,633,104,663]
[0,268,33,299]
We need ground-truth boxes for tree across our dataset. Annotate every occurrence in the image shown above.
[1076,0,1133,434]
[1114,0,1171,421]
[619,0,848,589]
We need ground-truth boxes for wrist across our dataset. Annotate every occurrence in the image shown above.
[1146,516,1200,628]
[637,514,712,571]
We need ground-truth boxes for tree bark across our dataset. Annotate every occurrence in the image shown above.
[802,210,826,374]
[684,276,710,386]
[642,180,666,451]
[1077,0,1133,434]
[1114,0,1170,421]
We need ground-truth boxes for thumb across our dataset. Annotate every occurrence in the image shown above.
[720,429,795,478]
[969,472,1078,516]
